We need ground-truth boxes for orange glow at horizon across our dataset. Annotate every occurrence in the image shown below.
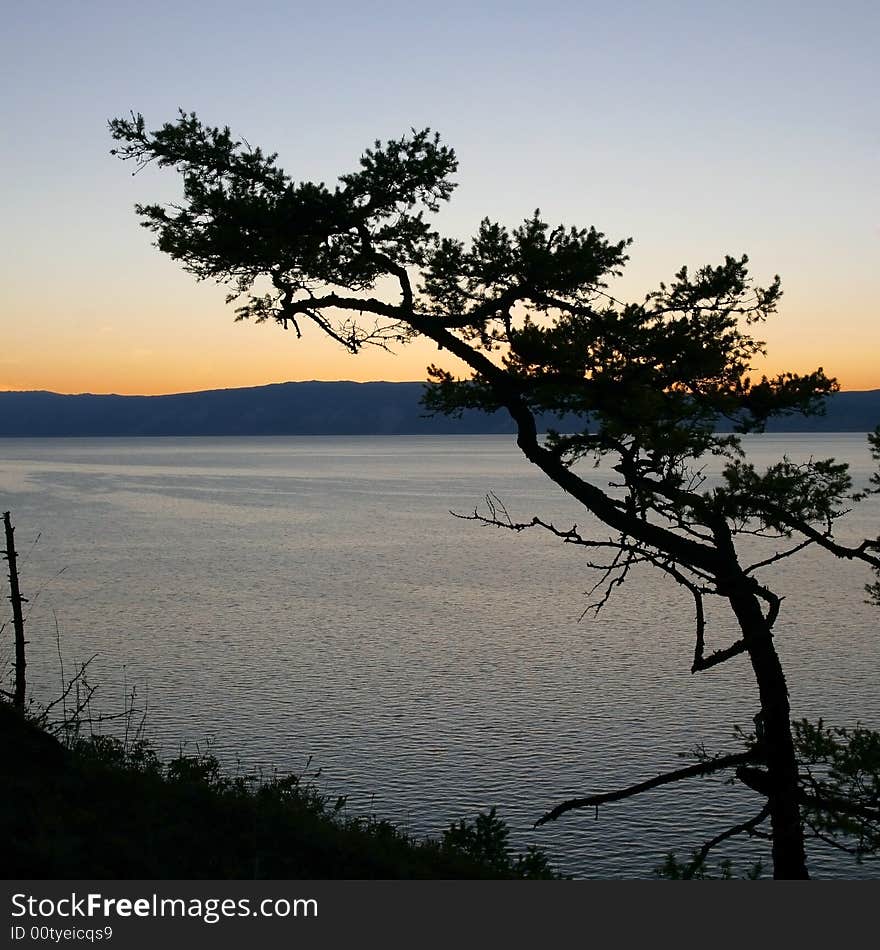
[5,264,877,396]
[3,328,877,396]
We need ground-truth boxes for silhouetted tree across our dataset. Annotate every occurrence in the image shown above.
[111,112,880,878]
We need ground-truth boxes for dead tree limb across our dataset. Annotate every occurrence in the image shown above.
[2,511,27,710]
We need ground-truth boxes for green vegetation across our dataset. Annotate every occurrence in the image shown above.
[0,703,558,879]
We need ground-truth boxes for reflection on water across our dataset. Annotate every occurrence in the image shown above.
[1,434,878,877]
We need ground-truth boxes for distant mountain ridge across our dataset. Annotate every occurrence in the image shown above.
[1,381,879,437]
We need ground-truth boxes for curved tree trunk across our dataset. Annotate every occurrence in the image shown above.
[729,588,809,879]
[512,415,810,877]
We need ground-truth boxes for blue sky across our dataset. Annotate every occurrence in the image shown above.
[2,0,877,392]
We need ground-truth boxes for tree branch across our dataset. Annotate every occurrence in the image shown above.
[692,637,749,673]
[535,750,757,826]
[752,501,880,570]
[688,804,772,873]
[744,538,815,574]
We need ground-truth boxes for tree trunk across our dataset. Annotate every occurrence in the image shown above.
[3,510,27,711]
[729,588,809,879]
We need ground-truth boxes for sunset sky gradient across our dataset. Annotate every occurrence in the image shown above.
[2,0,877,394]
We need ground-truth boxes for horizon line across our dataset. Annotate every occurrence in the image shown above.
[2,380,879,399]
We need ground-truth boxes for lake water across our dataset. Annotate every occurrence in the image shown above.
[1,434,878,878]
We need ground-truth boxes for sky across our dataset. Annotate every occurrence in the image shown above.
[1,0,877,395]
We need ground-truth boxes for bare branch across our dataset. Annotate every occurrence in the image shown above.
[33,654,98,726]
[692,638,749,673]
[752,500,880,570]
[580,546,655,617]
[687,804,772,872]
[803,820,866,857]
[744,538,816,574]
[535,750,757,826]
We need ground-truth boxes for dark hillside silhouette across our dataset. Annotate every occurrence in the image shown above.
[2,383,879,437]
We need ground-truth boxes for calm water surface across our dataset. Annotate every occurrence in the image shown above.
[1,434,878,878]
